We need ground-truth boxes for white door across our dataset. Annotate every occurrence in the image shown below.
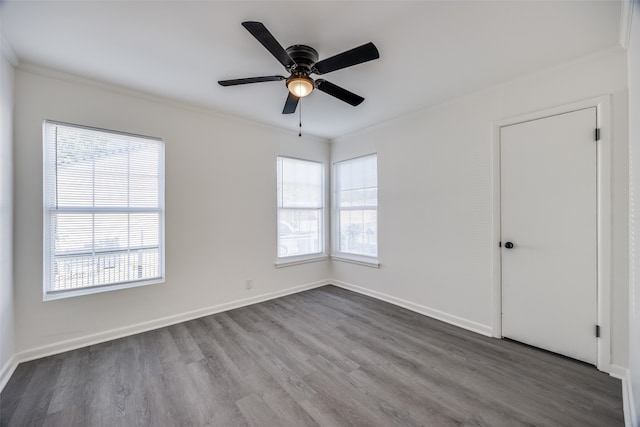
[500,107,597,365]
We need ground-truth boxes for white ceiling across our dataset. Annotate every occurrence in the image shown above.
[1,1,623,139]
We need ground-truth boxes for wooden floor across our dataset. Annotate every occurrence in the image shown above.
[1,285,623,426]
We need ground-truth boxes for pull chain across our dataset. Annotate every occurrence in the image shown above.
[298,97,302,138]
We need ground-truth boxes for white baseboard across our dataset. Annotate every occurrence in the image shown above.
[330,279,493,337]
[625,369,638,427]
[630,375,638,427]
[611,364,628,379]
[609,366,637,427]
[6,276,633,427]
[15,279,330,365]
[333,280,635,425]
[0,355,18,393]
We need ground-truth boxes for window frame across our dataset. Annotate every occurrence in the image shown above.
[332,153,379,268]
[276,155,327,267]
[42,120,165,300]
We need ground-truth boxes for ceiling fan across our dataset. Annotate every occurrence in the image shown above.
[218,21,380,114]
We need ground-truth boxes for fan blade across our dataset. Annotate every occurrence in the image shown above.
[316,79,364,106]
[282,92,299,114]
[218,75,286,86]
[313,42,379,75]
[242,21,295,69]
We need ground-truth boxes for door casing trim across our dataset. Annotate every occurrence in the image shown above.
[491,95,612,373]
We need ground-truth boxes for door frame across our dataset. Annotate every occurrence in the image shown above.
[491,96,612,372]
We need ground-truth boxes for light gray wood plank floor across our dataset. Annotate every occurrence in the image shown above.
[0,285,624,426]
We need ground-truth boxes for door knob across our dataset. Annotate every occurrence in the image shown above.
[504,242,514,249]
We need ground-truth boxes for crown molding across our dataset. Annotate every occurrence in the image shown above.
[333,45,625,143]
[0,33,18,67]
[0,39,18,67]
[16,62,328,142]
[619,0,634,49]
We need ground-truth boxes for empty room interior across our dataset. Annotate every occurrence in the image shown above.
[1,0,640,426]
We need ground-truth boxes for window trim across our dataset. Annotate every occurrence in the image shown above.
[332,153,379,264]
[276,155,326,265]
[330,254,380,268]
[275,254,329,269]
[42,120,165,300]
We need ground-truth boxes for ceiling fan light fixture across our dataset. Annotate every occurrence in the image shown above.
[219,22,379,115]
[287,76,314,98]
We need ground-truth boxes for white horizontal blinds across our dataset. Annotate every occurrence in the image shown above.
[43,121,164,293]
[335,154,378,257]
[277,157,323,258]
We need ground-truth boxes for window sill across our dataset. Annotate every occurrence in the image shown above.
[275,254,328,269]
[331,254,380,268]
[43,277,165,301]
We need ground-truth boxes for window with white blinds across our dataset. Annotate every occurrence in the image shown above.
[43,120,165,299]
[334,154,378,259]
[277,157,324,259]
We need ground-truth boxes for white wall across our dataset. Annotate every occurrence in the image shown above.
[628,0,640,423]
[6,39,631,389]
[0,38,16,382]
[331,47,629,368]
[12,66,330,356]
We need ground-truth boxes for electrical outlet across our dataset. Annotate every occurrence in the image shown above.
[245,279,253,290]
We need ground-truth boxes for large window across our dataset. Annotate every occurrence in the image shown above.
[334,154,378,259]
[277,156,324,260]
[43,121,165,299]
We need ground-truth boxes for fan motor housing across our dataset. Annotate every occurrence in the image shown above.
[286,45,318,73]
